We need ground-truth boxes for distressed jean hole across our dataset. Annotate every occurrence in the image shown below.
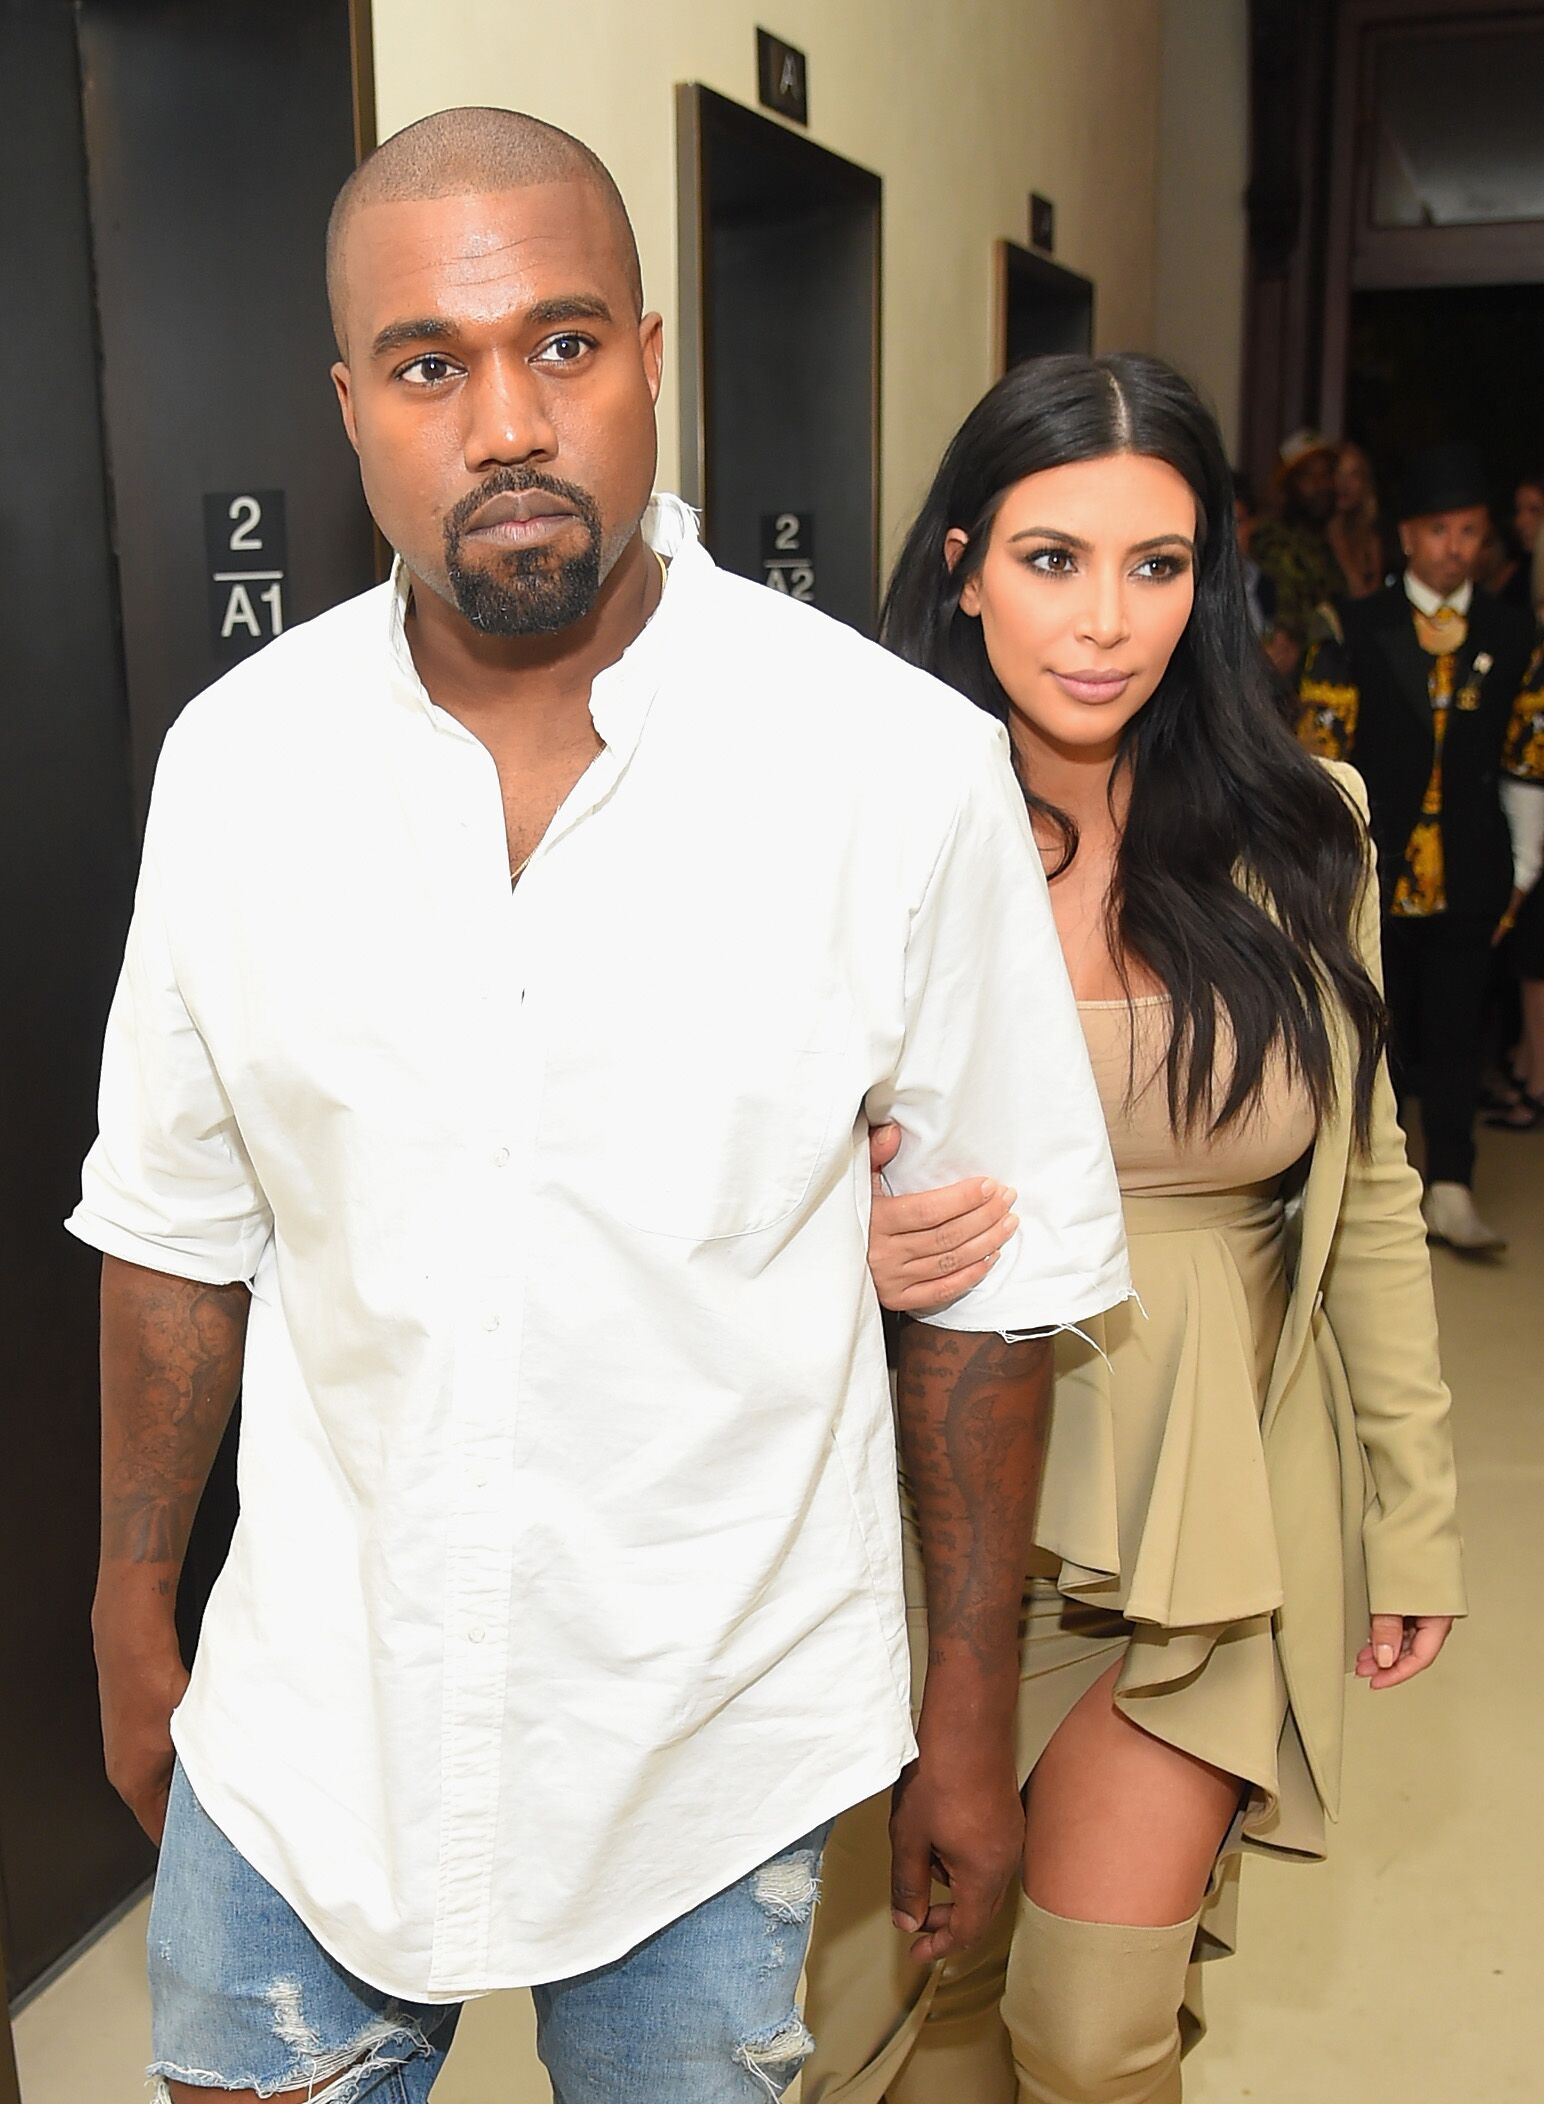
[734,2015,816,2100]
[751,1853,821,1924]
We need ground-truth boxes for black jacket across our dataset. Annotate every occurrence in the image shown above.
[1316,583,1535,921]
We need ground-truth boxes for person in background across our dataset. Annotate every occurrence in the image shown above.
[1327,440,1389,599]
[1509,473,1544,620]
[1299,443,1544,1251]
[1252,428,1342,652]
[803,354,1463,2104]
[1233,471,1299,686]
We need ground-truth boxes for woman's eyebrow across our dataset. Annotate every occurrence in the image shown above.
[1005,527,1196,555]
[1006,527,1091,548]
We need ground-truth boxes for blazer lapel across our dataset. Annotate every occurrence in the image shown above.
[1371,597,1438,734]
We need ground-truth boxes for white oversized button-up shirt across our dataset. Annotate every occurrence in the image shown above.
[70,496,1129,1999]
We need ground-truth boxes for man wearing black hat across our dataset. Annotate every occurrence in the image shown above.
[1299,443,1544,1253]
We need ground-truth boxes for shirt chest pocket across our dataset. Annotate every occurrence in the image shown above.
[546,954,848,1242]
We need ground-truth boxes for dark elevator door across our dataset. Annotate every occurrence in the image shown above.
[0,0,372,2002]
[678,86,882,634]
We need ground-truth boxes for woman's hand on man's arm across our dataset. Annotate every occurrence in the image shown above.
[866,1122,1019,1313]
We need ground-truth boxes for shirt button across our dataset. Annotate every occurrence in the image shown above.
[483,1313,500,1333]
[468,1626,486,1644]
[492,1148,510,1168]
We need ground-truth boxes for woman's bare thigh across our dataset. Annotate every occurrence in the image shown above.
[1022,1657,1243,1926]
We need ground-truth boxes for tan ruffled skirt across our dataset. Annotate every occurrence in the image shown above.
[803,1183,1327,2100]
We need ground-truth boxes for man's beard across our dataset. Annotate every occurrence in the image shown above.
[443,470,604,636]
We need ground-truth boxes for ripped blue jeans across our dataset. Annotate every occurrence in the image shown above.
[149,1763,830,2102]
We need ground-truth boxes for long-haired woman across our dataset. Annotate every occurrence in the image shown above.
[802,354,1464,2104]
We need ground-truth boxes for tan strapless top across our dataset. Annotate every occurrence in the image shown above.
[1077,996,1318,1197]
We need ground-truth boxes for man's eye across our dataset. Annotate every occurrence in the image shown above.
[535,334,594,365]
[400,355,458,386]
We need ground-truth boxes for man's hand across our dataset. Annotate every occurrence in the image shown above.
[93,1597,189,1843]
[889,1725,1023,1963]
[1493,887,1525,946]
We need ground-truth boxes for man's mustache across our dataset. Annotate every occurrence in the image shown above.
[444,468,599,545]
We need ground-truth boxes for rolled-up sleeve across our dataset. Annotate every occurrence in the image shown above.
[866,717,1130,1335]
[66,770,271,1286]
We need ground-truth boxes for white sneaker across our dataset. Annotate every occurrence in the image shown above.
[1421,1181,1508,1254]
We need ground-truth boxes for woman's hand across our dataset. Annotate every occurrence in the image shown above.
[867,1122,1019,1312]
[1355,1613,1455,1690]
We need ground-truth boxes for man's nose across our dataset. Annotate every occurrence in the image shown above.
[461,353,557,472]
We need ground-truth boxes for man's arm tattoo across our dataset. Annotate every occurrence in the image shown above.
[895,1324,1052,1672]
[100,1261,249,1569]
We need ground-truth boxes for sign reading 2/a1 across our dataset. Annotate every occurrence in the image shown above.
[204,490,287,664]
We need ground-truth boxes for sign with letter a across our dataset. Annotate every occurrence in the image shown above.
[756,28,809,125]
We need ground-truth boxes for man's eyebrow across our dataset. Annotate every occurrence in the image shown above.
[370,316,457,359]
[526,294,614,328]
[369,296,616,362]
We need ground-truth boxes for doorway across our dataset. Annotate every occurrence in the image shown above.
[995,241,1095,374]
[676,85,882,634]
[1346,282,1544,500]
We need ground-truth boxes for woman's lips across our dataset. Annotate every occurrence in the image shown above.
[1050,669,1134,704]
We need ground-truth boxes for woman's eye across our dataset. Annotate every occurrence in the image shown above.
[400,355,458,387]
[1136,554,1187,581]
[535,333,593,365]
[1026,547,1076,575]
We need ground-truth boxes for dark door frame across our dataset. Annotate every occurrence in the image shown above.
[674,80,882,588]
[993,240,1095,374]
[1320,0,1544,430]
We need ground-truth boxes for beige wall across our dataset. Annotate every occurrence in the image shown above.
[1154,0,1250,458]
[370,0,1165,564]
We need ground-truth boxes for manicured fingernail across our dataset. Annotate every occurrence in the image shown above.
[892,1911,919,1933]
[1005,1187,1019,1204]
[1376,1644,1396,1669]
[981,1180,1000,1198]
[1005,1215,1019,1233]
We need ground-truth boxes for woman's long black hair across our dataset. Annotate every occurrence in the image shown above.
[884,352,1386,1145]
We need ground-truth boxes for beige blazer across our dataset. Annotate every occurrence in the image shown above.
[1260,759,1466,1816]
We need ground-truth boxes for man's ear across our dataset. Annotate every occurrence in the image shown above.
[332,361,360,455]
[639,313,665,406]
[944,527,981,617]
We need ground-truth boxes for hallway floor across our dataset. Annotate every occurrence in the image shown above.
[13,1129,1539,2103]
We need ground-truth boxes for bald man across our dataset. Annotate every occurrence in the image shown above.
[72,109,1128,2102]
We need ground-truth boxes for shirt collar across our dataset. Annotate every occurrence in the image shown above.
[1404,570,1473,619]
[384,492,705,748]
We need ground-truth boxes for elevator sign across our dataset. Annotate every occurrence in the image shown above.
[761,512,816,602]
[204,490,287,664]
[757,28,809,126]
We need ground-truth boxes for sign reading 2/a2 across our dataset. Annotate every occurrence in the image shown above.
[204,490,287,663]
[760,512,816,603]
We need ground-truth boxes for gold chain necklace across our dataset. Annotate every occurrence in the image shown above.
[509,549,668,886]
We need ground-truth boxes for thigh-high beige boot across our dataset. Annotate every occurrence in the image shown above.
[1002,1894,1200,2104]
